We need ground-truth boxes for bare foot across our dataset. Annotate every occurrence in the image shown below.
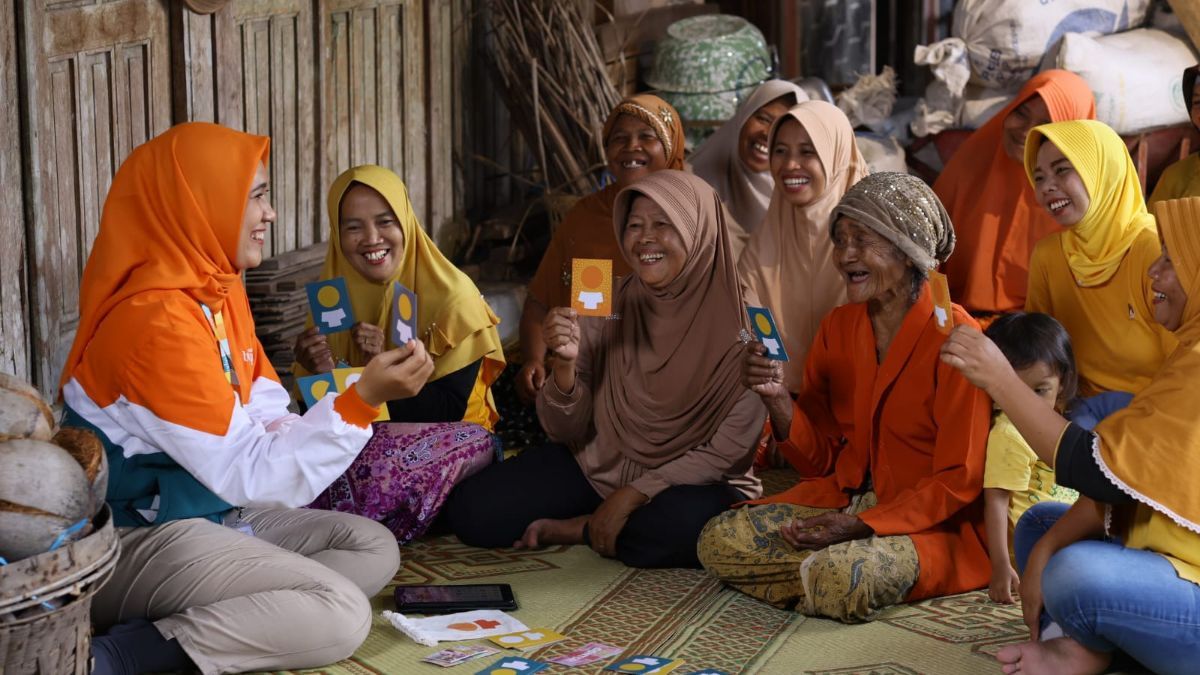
[996,638,1112,675]
[513,516,588,549]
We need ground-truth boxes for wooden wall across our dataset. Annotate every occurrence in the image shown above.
[3,0,472,395]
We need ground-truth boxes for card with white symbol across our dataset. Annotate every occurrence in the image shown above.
[423,645,498,668]
[571,258,613,317]
[297,372,336,409]
[605,654,683,673]
[332,367,390,421]
[928,270,954,335]
[488,628,565,650]
[548,642,624,666]
[391,281,418,347]
[306,277,356,334]
[474,656,549,675]
[747,306,789,361]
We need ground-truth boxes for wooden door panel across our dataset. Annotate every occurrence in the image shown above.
[229,0,317,257]
[20,0,171,393]
[0,0,29,380]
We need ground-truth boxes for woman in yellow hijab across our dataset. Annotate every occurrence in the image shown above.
[296,164,505,542]
[940,196,1200,675]
[1023,120,1175,398]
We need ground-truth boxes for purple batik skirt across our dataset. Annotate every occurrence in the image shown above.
[309,421,496,543]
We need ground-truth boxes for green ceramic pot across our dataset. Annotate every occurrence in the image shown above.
[647,15,771,149]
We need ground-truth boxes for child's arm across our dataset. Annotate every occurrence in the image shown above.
[984,488,1019,604]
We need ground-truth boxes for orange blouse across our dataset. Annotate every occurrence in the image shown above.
[751,286,992,601]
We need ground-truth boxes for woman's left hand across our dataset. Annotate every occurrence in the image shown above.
[781,512,872,550]
[588,486,649,558]
[352,322,387,363]
[938,325,1013,395]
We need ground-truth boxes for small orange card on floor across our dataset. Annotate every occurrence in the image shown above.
[929,269,954,334]
[571,258,612,317]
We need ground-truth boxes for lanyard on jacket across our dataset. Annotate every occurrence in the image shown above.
[200,302,240,389]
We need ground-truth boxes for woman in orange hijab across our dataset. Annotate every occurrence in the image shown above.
[935,70,1096,318]
[515,94,688,403]
[941,196,1200,675]
[61,122,427,673]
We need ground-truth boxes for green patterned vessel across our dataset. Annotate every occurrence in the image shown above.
[647,15,771,149]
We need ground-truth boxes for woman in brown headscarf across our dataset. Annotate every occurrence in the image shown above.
[738,100,869,392]
[444,171,766,569]
[516,94,687,403]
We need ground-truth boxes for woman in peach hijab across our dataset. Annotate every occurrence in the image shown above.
[935,70,1096,318]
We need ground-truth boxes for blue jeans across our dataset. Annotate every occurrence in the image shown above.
[1014,503,1200,675]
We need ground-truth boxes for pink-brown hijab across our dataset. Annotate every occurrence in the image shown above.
[596,170,752,466]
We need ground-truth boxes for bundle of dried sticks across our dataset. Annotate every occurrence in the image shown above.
[487,0,623,195]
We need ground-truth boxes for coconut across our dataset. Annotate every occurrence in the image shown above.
[52,427,109,517]
[0,372,55,441]
[0,439,91,561]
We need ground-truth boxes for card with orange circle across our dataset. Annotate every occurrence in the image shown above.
[390,281,419,347]
[571,258,613,317]
[747,306,788,361]
[305,277,356,333]
[928,270,954,335]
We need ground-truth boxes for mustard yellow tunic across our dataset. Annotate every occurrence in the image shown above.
[1148,154,1200,206]
[1025,228,1176,397]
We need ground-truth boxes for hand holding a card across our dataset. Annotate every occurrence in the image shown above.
[740,342,792,437]
[353,339,435,407]
[543,308,581,392]
[294,326,336,374]
[352,322,387,363]
[938,324,1014,397]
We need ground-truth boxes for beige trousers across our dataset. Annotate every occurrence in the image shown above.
[92,508,401,674]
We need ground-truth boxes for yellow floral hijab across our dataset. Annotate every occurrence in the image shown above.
[301,165,505,389]
[1024,119,1156,287]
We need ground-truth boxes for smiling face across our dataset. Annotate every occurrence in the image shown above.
[738,96,792,174]
[770,118,827,208]
[622,195,686,290]
[235,162,275,271]
[338,183,405,283]
[832,216,912,305]
[1015,360,1065,409]
[1002,94,1052,162]
[606,114,670,189]
[1032,141,1091,227]
[1148,241,1188,331]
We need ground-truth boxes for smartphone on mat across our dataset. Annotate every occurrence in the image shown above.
[393,583,518,614]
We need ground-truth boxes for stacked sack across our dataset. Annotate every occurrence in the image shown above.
[0,374,107,563]
[911,0,1197,136]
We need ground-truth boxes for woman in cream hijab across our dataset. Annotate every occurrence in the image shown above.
[738,100,869,391]
[691,79,808,233]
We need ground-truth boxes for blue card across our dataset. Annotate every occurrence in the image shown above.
[747,306,788,362]
[296,373,336,408]
[475,656,549,674]
[306,277,355,334]
[605,655,681,673]
[390,281,418,347]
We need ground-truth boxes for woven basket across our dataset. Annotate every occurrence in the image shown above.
[0,505,119,674]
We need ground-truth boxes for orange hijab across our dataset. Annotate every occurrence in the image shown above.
[935,70,1095,315]
[60,122,271,406]
[601,93,686,172]
[1094,196,1200,534]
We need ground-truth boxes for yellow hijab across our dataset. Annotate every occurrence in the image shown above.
[302,165,504,387]
[1093,196,1200,534]
[1024,120,1156,287]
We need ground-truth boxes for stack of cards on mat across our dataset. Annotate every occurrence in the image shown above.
[380,609,528,647]
[391,281,418,347]
[747,306,788,361]
[571,258,613,317]
[488,628,565,651]
[422,645,498,668]
[605,654,683,674]
[297,367,389,421]
[547,642,624,666]
[475,656,548,674]
[306,278,356,333]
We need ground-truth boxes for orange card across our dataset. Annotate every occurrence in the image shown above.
[333,367,390,422]
[929,269,954,334]
[571,258,613,317]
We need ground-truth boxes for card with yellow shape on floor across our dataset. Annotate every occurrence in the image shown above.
[391,281,418,347]
[928,269,954,335]
[333,367,390,421]
[296,372,336,409]
[571,258,612,317]
[488,627,566,650]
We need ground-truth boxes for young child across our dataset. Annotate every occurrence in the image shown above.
[981,312,1080,603]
